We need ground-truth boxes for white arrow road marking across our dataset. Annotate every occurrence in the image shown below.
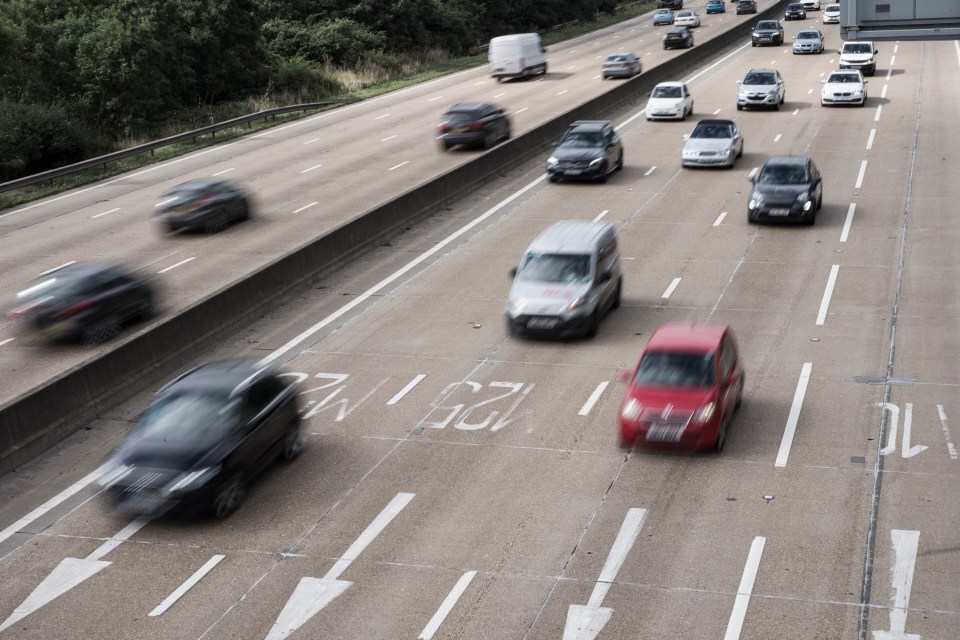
[562,508,648,640]
[265,492,414,640]
[901,403,927,459]
[149,554,226,616]
[879,402,900,456]
[418,570,477,639]
[0,518,148,632]
[873,529,922,640]
[724,536,766,640]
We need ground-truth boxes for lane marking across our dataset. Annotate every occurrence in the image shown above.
[212,168,234,176]
[381,135,398,142]
[300,164,322,174]
[936,405,959,460]
[304,137,321,144]
[579,382,609,416]
[149,554,226,616]
[91,208,120,219]
[807,89,813,94]
[592,209,609,222]
[327,492,415,580]
[894,43,899,53]
[881,84,888,99]
[724,536,766,640]
[661,277,681,299]
[872,530,921,639]
[775,362,813,468]
[816,265,840,326]
[293,202,318,214]
[473,81,485,86]
[386,374,427,405]
[900,402,927,459]
[40,261,76,276]
[388,161,409,171]
[875,104,883,122]
[890,55,896,66]
[87,518,149,561]
[747,167,758,179]
[792,108,800,115]
[0,338,13,347]
[558,89,569,95]
[644,166,657,176]
[773,134,782,142]
[592,74,601,80]
[866,129,876,150]
[493,92,505,98]
[713,108,722,115]
[713,212,727,226]
[840,203,856,243]
[855,160,868,189]
[566,66,576,71]
[158,257,196,274]
[418,571,477,640]
[885,68,892,80]
[375,113,391,120]
[427,95,443,102]
[515,107,528,114]
[956,40,960,66]
[879,403,900,456]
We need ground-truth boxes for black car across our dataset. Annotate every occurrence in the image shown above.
[156,179,251,233]
[436,102,511,151]
[546,121,624,183]
[99,361,303,518]
[784,3,807,19]
[752,20,785,45]
[736,0,758,14]
[664,26,694,49]
[657,0,683,8]
[747,156,824,225]
[7,262,155,344]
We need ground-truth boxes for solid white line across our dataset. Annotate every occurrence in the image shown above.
[212,168,234,176]
[293,202,318,214]
[866,128,876,150]
[381,135,397,142]
[304,137,321,144]
[840,203,856,243]
[91,208,120,219]
[0,338,13,347]
[0,465,108,546]
[713,212,727,226]
[579,382,609,416]
[386,374,427,405]
[375,113,391,120]
[418,571,477,640]
[427,95,443,102]
[855,160,868,189]
[324,492,415,581]
[592,209,609,222]
[880,84,888,99]
[662,277,681,299]
[723,536,766,640]
[388,161,409,171]
[775,362,813,467]
[773,134,782,142]
[158,257,196,274]
[956,40,960,66]
[86,518,149,561]
[644,166,657,176]
[40,261,76,276]
[875,104,883,122]
[300,164,322,174]
[149,554,225,616]
[937,405,959,460]
[587,508,648,608]
[816,265,839,325]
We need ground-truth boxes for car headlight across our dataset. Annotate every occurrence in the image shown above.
[588,157,603,167]
[506,299,525,316]
[737,89,747,98]
[566,297,583,311]
[547,156,559,168]
[749,191,764,209]
[621,397,643,421]
[97,463,132,487]
[767,89,779,96]
[693,402,716,423]
[682,149,697,158]
[853,89,864,95]
[752,31,760,37]
[166,466,221,493]
[719,148,732,157]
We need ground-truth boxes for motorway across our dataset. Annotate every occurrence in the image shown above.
[2,3,960,640]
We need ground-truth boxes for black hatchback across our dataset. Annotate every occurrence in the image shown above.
[156,179,251,233]
[784,3,807,19]
[747,156,824,225]
[7,262,155,344]
[663,26,694,49]
[436,102,511,150]
[98,361,303,518]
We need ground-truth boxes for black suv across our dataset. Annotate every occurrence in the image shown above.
[436,102,511,151]
[747,156,824,225]
[99,361,303,518]
[752,20,784,46]
[546,121,624,183]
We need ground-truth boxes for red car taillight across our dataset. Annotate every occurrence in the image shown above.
[52,299,96,320]
[191,195,214,209]
[468,122,484,131]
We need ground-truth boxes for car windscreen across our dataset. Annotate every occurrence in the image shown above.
[797,32,819,39]
[559,131,602,147]
[757,21,778,29]
[845,43,873,53]
[633,351,716,388]
[743,72,774,85]
[517,253,591,284]
[758,164,809,184]
[691,124,732,139]
[652,85,682,98]
[159,186,210,206]
[827,73,858,83]
[135,392,240,442]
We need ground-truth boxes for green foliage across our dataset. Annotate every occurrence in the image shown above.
[273,56,344,100]
[0,100,90,181]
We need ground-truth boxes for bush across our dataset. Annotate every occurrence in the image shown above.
[274,56,344,100]
[0,101,90,181]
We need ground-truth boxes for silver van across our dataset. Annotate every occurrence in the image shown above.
[506,220,622,338]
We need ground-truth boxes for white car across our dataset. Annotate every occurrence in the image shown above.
[801,0,821,10]
[823,3,840,22]
[821,69,867,106]
[646,82,694,120]
[674,10,701,27]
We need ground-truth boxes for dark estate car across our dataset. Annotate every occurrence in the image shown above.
[752,20,785,45]
[436,102,511,150]
[748,156,824,225]
[7,262,155,344]
[156,179,251,233]
[664,26,694,49]
[546,121,624,183]
[736,0,758,14]
[99,361,304,518]
[785,3,807,19]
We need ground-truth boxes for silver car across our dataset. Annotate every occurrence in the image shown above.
[682,119,744,168]
[793,30,825,54]
[602,52,642,79]
[823,3,840,23]
[736,68,785,111]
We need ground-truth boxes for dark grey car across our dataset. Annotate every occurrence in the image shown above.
[752,20,784,46]
[748,156,823,225]
[156,180,251,233]
[546,121,624,183]
[436,102,511,150]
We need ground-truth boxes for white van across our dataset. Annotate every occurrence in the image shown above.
[488,33,547,81]
[838,41,878,76]
[506,220,622,338]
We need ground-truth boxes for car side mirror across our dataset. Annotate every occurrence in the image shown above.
[509,267,517,278]
[748,175,756,184]
[682,134,689,140]
[820,80,825,84]
[837,49,842,54]
[863,80,868,84]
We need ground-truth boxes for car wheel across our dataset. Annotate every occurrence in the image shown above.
[483,131,495,150]
[503,125,512,141]
[737,143,743,158]
[138,295,155,321]
[212,475,246,519]
[616,152,624,171]
[439,142,451,152]
[282,423,305,462]
[597,162,608,184]
[752,42,757,47]
[736,104,743,111]
[715,422,728,452]
[541,62,548,74]
[205,216,227,234]
[548,174,559,183]
[736,374,744,408]
[83,316,121,346]
[611,278,622,309]
[816,192,823,210]
[585,310,601,338]
[238,200,251,221]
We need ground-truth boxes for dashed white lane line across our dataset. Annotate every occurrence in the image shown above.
[840,203,856,243]
[149,555,226,617]
[855,160,868,189]
[723,536,767,640]
[866,128,876,150]
[473,80,485,86]
[592,74,601,80]
[593,209,609,222]
[427,95,443,102]
[747,167,759,179]
[515,107,528,114]
[774,133,782,142]
[807,89,813,94]
[881,84,888,99]
[300,164,322,174]
[40,261,76,276]
[890,55,896,66]
[0,338,13,347]
[386,374,427,405]
[91,208,120,219]
[293,202,318,214]
[418,571,477,640]
[937,405,959,460]
[304,137,321,144]
[792,108,800,115]
[375,113,391,120]
[566,65,577,70]
[388,161,409,171]
[885,68,892,80]
[662,277,682,299]
[579,382,609,416]
[158,257,196,274]
[713,108,722,115]
[557,89,569,95]
[816,265,840,326]
[381,135,398,142]
[644,166,657,176]
[212,168,234,176]
[775,362,813,468]
[493,92,505,98]
[713,211,727,226]
[875,104,883,121]
[894,43,899,54]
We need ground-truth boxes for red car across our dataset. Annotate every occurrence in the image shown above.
[618,323,744,452]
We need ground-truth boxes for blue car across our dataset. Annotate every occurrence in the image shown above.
[706,0,725,13]
[653,8,674,25]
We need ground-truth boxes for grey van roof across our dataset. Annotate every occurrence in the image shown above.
[527,220,614,254]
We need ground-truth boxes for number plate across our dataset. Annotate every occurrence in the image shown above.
[646,422,685,442]
[768,208,791,216]
[527,317,558,330]
[564,169,582,175]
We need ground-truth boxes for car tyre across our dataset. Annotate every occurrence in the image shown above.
[282,423,305,462]
[611,278,622,309]
[736,374,744,408]
[83,316,121,346]
[616,152,624,171]
[213,475,246,519]
[138,295,155,321]
[736,104,743,111]
[548,174,559,183]
[715,422,727,452]
[585,310,601,338]
[597,162,609,184]
[483,131,496,150]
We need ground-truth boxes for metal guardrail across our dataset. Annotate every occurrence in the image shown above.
[0,102,334,195]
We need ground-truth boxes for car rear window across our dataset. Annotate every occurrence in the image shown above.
[444,110,481,124]
[517,253,591,284]
[634,351,716,388]
[16,275,88,301]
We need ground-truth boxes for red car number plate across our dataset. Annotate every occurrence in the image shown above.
[646,422,685,442]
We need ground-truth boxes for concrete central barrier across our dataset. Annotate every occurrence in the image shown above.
[0,2,788,475]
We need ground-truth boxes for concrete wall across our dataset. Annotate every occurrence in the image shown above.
[0,2,786,475]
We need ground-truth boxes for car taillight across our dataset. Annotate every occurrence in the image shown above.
[468,122,484,131]
[191,195,214,209]
[52,299,97,320]
[436,122,448,132]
